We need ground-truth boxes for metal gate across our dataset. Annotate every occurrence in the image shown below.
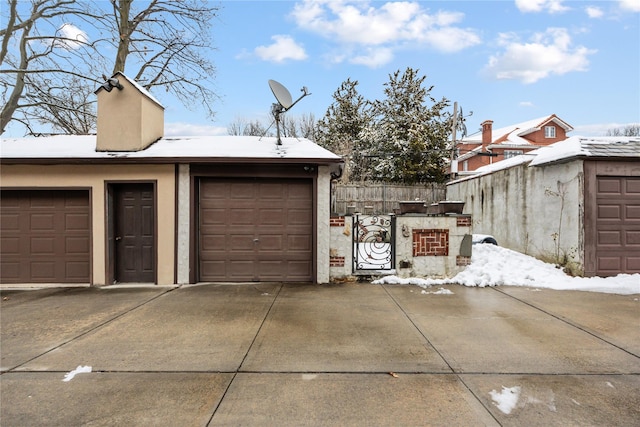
[353,215,395,272]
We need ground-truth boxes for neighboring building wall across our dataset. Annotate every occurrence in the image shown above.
[524,126,568,145]
[447,160,585,274]
[0,164,176,285]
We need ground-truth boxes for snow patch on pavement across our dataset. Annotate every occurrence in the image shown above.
[62,365,92,382]
[490,386,522,414]
[374,244,640,295]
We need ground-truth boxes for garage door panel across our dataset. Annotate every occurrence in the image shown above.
[1,190,90,284]
[595,176,640,276]
[1,262,19,280]
[199,178,313,282]
[230,183,256,198]
[288,208,312,224]
[230,208,254,224]
[31,213,55,230]
[31,237,55,254]
[1,236,20,254]
[260,183,285,198]
[66,261,90,279]
[288,234,312,251]
[258,235,283,251]
[626,205,640,219]
[626,179,640,193]
[228,234,255,250]
[66,213,89,230]
[31,261,56,280]
[627,257,640,270]
[259,208,284,224]
[1,213,19,230]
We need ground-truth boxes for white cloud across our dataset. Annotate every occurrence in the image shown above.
[515,0,570,13]
[289,0,480,67]
[585,6,604,18]
[254,35,308,63]
[485,28,596,84]
[519,101,535,107]
[350,47,394,68]
[54,23,88,50]
[619,0,640,12]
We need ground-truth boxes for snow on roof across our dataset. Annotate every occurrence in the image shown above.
[95,72,164,108]
[463,115,573,145]
[0,135,343,163]
[449,135,640,184]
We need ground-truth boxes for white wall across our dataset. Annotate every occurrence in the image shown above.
[447,160,585,273]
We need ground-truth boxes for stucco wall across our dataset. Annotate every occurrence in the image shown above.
[1,164,176,285]
[329,215,471,281]
[316,166,331,284]
[176,164,190,284]
[447,160,584,273]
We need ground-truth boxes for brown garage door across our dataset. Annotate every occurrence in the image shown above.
[199,178,313,282]
[595,176,640,276]
[0,190,91,283]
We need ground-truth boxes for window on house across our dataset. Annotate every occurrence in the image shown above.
[463,161,468,171]
[545,126,556,138]
[504,150,524,159]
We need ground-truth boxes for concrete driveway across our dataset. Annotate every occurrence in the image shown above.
[1,283,638,426]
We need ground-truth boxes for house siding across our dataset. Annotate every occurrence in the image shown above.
[0,164,176,285]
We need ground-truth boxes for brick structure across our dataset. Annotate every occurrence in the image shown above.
[329,256,345,267]
[456,216,472,227]
[413,229,449,257]
[330,216,346,227]
[456,256,472,266]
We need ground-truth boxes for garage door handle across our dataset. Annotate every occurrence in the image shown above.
[253,238,259,243]
[115,236,122,241]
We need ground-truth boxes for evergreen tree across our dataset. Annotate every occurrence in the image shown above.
[364,68,451,183]
[315,78,371,182]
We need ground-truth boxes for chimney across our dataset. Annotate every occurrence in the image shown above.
[481,120,493,152]
[95,72,164,152]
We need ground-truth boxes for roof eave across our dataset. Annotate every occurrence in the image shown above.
[0,156,343,166]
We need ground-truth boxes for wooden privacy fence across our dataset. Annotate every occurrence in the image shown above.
[332,182,447,214]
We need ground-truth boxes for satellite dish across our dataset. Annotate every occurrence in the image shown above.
[267,79,311,145]
[268,79,293,109]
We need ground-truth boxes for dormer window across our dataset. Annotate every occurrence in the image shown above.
[544,126,556,138]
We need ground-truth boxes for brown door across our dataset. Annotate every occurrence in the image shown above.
[199,178,313,282]
[595,176,640,276]
[112,183,155,283]
[0,190,90,283]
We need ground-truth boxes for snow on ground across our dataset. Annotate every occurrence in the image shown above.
[374,244,640,295]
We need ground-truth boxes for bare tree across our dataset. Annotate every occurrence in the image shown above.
[1,0,220,136]
[227,116,273,137]
[1,0,100,134]
[606,124,640,136]
[108,0,220,118]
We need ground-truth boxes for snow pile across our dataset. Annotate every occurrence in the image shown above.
[374,244,640,295]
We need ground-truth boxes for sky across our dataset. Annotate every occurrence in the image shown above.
[2,0,639,138]
[159,0,640,138]
[374,243,640,295]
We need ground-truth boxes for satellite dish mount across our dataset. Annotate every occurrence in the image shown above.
[268,79,310,145]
